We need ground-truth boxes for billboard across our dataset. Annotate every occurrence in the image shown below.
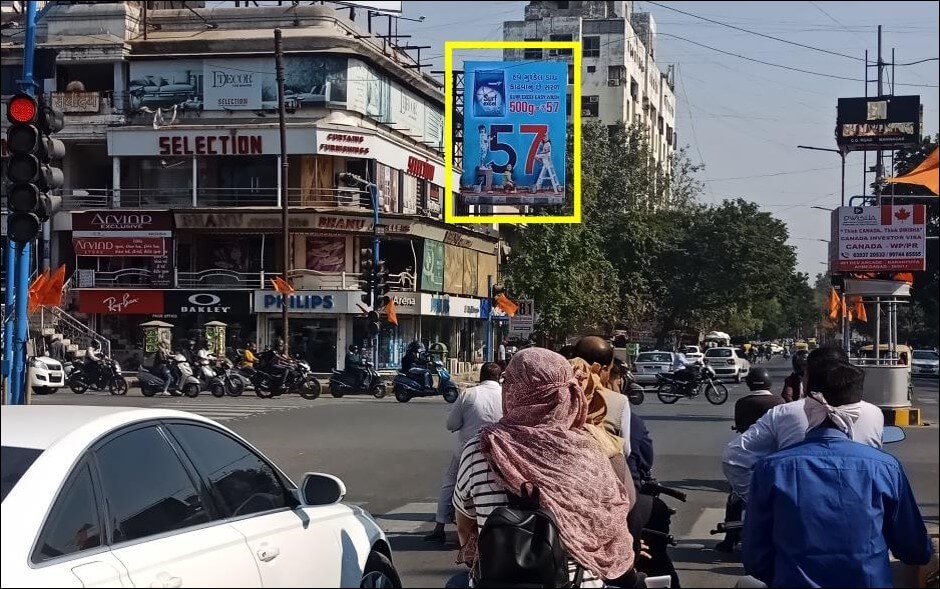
[836,96,921,151]
[831,205,927,272]
[459,60,568,208]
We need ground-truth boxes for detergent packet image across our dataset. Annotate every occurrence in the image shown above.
[472,69,506,118]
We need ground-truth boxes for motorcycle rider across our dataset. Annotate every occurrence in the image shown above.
[268,338,294,391]
[716,367,784,552]
[344,345,369,389]
[781,350,808,402]
[240,342,258,370]
[83,340,105,388]
[402,340,432,389]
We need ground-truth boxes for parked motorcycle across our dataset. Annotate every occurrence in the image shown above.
[329,360,386,398]
[138,353,201,398]
[392,358,458,403]
[655,363,728,405]
[66,357,128,395]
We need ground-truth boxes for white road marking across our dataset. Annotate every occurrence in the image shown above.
[373,501,438,535]
[675,507,726,549]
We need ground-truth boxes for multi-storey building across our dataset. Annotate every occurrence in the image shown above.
[2,1,500,373]
[503,1,678,166]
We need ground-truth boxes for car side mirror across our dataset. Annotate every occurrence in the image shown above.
[300,472,346,506]
[882,426,905,444]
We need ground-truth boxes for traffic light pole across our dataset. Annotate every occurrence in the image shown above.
[369,184,380,368]
[6,1,38,405]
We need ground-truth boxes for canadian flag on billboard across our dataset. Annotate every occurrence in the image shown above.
[881,204,926,226]
[834,204,927,272]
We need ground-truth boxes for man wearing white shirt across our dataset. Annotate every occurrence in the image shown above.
[425,362,503,543]
[722,346,884,503]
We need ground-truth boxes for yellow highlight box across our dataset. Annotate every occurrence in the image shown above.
[444,40,582,224]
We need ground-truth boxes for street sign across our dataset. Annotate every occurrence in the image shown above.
[830,205,927,272]
[508,299,535,337]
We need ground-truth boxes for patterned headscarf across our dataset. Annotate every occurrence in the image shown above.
[479,347,634,579]
[569,357,625,458]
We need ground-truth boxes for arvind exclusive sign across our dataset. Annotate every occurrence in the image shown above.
[459,60,568,207]
[831,205,927,272]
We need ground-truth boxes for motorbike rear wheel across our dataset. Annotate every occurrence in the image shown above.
[330,382,346,398]
[371,384,387,399]
[705,381,729,405]
[225,376,245,397]
[443,386,459,404]
[299,378,321,400]
[141,385,157,397]
[183,383,200,398]
[657,383,680,404]
[209,382,226,398]
[628,389,645,405]
[394,387,411,403]
[68,374,88,394]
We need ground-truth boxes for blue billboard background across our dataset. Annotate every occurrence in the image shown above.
[461,61,567,199]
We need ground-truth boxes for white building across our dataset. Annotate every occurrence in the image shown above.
[503,1,677,166]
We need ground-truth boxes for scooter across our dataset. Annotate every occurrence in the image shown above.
[138,353,202,398]
[329,360,386,398]
[392,358,458,403]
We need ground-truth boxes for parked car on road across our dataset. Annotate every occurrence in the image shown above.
[633,351,689,385]
[703,346,750,383]
[680,345,704,364]
[911,349,939,378]
[28,355,65,395]
[1,405,401,588]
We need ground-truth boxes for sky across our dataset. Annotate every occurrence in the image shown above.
[395,1,940,277]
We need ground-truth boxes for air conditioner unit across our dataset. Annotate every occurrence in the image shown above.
[607,79,621,86]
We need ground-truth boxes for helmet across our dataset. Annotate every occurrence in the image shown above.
[246,342,256,350]
[91,340,101,350]
[792,350,808,375]
[348,344,359,353]
[745,367,772,390]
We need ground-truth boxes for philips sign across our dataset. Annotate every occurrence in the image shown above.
[262,294,334,310]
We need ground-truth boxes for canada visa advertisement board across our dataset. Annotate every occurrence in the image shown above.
[460,61,567,206]
[831,205,927,272]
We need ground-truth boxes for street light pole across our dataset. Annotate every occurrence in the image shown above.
[797,145,847,206]
[275,29,290,353]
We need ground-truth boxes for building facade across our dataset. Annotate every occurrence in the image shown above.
[2,2,501,373]
[503,1,678,166]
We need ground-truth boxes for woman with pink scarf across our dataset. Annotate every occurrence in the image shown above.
[453,347,635,587]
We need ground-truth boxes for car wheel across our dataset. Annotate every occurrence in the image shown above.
[33,386,50,395]
[360,551,401,588]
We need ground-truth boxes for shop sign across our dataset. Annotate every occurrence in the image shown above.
[442,231,473,249]
[73,211,173,238]
[175,212,317,230]
[319,133,370,155]
[50,91,100,113]
[79,289,164,315]
[390,292,418,313]
[164,291,252,315]
[420,294,485,318]
[159,134,263,156]
[407,156,435,182]
[253,290,362,314]
[831,205,927,272]
[72,237,166,257]
[508,299,535,337]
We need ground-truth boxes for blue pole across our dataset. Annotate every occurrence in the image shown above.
[9,1,38,405]
[370,184,380,368]
[2,244,14,382]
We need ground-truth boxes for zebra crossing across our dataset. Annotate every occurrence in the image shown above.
[152,399,308,422]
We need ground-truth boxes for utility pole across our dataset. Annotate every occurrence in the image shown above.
[275,29,290,353]
[873,25,884,362]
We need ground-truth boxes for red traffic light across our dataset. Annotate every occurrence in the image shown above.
[7,93,38,124]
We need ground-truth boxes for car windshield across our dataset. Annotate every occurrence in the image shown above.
[913,350,939,361]
[681,347,700,354]
[636,352,673,363]
[1,446,43,502]
[705,348,733,358]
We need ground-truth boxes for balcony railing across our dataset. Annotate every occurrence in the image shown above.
[75,268,417,291]
[62,187,374,210]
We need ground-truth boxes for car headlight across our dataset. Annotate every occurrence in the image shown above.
[30,358,51,370]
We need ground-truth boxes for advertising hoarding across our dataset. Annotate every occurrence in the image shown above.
[422,240,445,291]
[460,60,567,205]
[836,96,921,151]
[831,205,927,272]
[509,299,535,337]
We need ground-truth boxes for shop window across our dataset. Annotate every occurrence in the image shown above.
[582,95,599,117]
[549,34,573,56]
[631,77,639,99]
[587,65,596,74]
[583,36,600,58]
[269,318,338,373]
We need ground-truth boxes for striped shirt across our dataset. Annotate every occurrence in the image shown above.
[453,436,604,588]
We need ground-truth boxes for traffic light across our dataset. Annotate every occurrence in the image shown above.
[359,246,374,291]
[374,259,388,301]
[5,93,64,244]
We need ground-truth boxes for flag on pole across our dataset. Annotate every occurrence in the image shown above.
[827,288,842,320]
[495,293,518,317]
[27,269,51,314]
[848,296,868,323]
[271,276,296,294]
[39,265,67,307]
[385,298,398,326]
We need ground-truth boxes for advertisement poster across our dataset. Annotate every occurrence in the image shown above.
[460,60,567,204]
[832,205,927,271]
[72,237,166,257]
[836,95,921,151]
[422,240,445,291]
[477,252,497,295]
[306,236,347,272]
[203,57,267,111]
[462,249,479,296]
[444,244,464,294]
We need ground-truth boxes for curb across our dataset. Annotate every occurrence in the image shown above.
[882,406,924,427]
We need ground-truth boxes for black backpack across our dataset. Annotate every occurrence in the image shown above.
[476,483,583,588]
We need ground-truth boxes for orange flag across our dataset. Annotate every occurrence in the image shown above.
[27,269,51,314]
[850,296,868,323]
[271,276,296,294]
[39,264,67,307]
[495,293,519,317]
[385,298,398,326]
[827,288,842,320]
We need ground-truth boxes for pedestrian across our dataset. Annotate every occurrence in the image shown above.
[453,348,635,587]
[742,362,933,587]
[722,345,884,503]
[497,338,507,369]
[49,334,67,362]
[573,336,631,456]
[781,349,808,402]
[716,366,784,553]
[425,362,503,544]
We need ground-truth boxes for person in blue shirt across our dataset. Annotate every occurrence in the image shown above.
[743,361,933,588]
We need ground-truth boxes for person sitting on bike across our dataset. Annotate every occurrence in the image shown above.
[83,340,105,387]
[344,345,369,389]
[240,342,258,370]
[154,340,175,395]
[269,338,294,390]
[716,367,784,553]
[781,350,808,402]
[402,340,432,389]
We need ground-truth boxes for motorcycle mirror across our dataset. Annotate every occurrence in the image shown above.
[882,426,905,444]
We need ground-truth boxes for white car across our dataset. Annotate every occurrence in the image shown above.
[633,351,688,385]
[911,349,939,378]
[1,406,401,588]
[770,343,784,355]
[680,346,704,364]
[703,347,750,383]
[29,355,65,395]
